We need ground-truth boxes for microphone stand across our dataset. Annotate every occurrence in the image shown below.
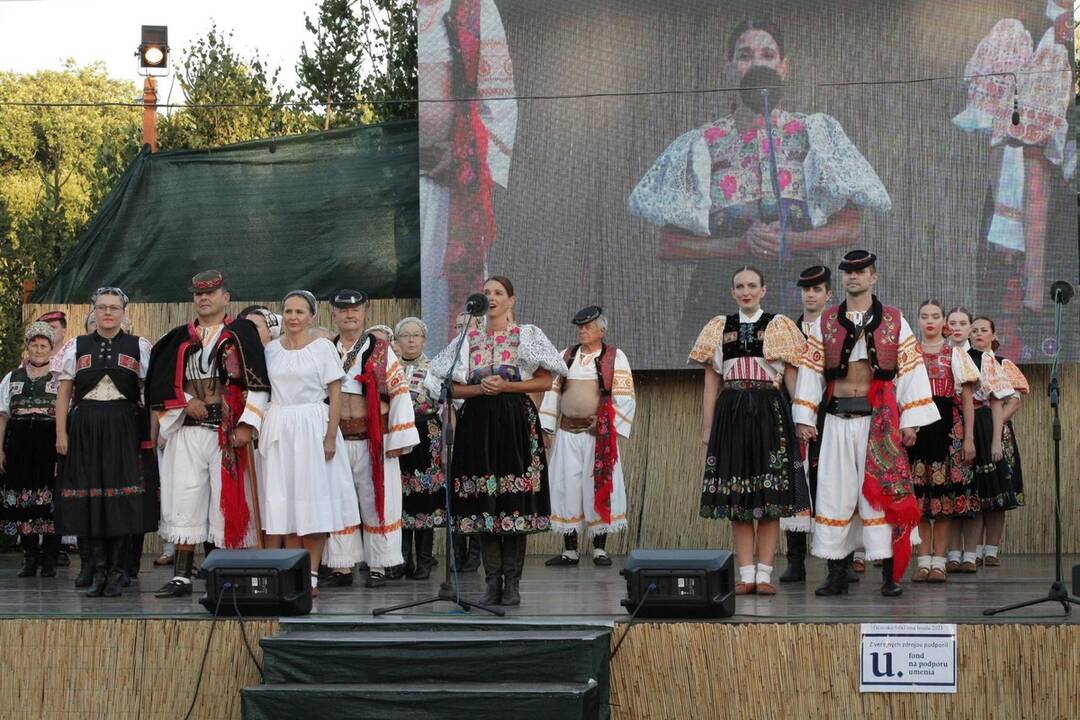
[984,285,1079,616]
[374,314,504,616]
[760,87,796,312]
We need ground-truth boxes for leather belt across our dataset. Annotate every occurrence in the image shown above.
[559,415,594,433]
[826,396,873,418]
[340,414,389,441]
[183,403,223,427]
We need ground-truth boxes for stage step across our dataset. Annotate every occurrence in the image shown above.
[241,680,600,720]
[278,615,614,634]
[261,629,608,686]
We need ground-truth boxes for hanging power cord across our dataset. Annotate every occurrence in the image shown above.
[231,585,265,683]
[609,583,656,663]
[183,588,224,720]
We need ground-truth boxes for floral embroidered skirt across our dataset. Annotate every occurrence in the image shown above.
[907,395,977,519]
[55,400,147,537]
[1,415,57,536]
[450,393,551,534]
[972,407,1024,511]
[701,381,797,522]
[400,411,446,531]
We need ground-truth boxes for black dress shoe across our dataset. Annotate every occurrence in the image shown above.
[155,579,193,598]
[592,554,613,567]
[365,571,386,588]
[544,553,579,567]
[321,572,354,587]
[386,564,406,580]
[56,551,71,567]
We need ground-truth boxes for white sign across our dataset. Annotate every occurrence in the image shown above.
[859,623,957,693]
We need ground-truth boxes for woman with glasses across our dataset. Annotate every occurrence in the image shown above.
[54,287,151,598]
[393,317,445,580]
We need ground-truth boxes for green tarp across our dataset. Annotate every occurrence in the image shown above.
[31,121,419,303]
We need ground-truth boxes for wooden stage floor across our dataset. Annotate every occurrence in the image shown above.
[1,552,1077,624]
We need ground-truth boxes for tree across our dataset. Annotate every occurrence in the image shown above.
[356,0,417,123]
[0,62,142,369]
[297,0,364,130]
[158,24,313,150]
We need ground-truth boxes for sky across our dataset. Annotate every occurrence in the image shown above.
[0,0,325,96]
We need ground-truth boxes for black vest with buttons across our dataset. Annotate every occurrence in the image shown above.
[720,312,773,360]
[72,331,142,404]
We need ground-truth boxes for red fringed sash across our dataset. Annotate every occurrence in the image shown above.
[219,382,250,548]
[356,364,386,526]
[592,395,619,525]
[862,379,922,581]
[443,0,497,340]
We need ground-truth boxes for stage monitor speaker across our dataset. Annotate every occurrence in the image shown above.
[620,549,735,619]
[199,549,312,616]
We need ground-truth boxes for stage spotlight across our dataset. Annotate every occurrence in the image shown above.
[137,25,169,71]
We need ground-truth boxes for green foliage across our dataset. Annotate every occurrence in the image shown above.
[297,0,364,130]
[158,23,314,150]
[356,0,417,123]
[0,62,141,370]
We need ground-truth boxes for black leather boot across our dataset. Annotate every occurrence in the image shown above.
[125,534,144,580]
[17,534,40,577]
[479,535,502,605]
[814,558,850,596]
[546,531,580,566]
[39,534,61,578]
[592,533,612,567]
[845,552,860,583]
[779,531,806,583]
[461,536,482,572]
[500,535,527,606]
[103,537,126,597]
[155,550,194,598]
[401,529,415,578]
[411,529,434,580]
[880,558,903,597]
[85,539,108,597]
[74,537,94,588]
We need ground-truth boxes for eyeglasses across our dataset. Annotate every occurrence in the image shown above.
[94,304,124,314]
[397,332,425,340]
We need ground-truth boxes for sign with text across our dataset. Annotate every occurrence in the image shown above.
[859,623,957,694]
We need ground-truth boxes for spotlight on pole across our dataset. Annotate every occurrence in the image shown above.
[137,25,169,74]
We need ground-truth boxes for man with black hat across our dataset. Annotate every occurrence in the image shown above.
[793,250,938,597]
[146,271,271,598]
[321,289,419,588]
[539,306,635,567]
[778,265,832,583]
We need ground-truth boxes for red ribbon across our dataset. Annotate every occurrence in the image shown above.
[592,395,619,525]
[356,369,385,525]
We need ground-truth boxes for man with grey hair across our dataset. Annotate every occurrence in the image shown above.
[540,306,635,566]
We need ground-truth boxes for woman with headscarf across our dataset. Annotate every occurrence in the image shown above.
[0,322,61,577]
[258,290,361,597]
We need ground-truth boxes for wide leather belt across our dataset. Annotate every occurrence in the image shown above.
[183,403,223,427]
[826,396,873,418]
[340,414,389,441]
[559,415,594,433]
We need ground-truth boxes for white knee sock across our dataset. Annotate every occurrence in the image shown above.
[917,555,931,570]
[975,544,986,559]
[931,556,947,572]
[854,550,866,561]
[984,545,999,559]
[562,549,579,561]
[755,563,773,586]
[310,572,318,588]
[947,550,962,563]
[962,551,978,565]
[739,564,756,584]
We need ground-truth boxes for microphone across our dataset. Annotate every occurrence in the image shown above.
[464,293,489,316]
[1050,280,1074,305]
[739,65,784,115]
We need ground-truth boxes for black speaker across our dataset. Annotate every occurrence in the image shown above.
[620,549,735,618]
[199,549,312,616]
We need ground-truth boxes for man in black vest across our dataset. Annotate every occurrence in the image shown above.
[540,306,636,567]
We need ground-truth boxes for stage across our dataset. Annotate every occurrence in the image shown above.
[2,552,1077,719]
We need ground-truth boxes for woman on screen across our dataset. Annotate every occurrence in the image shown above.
[629,18,891,340]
